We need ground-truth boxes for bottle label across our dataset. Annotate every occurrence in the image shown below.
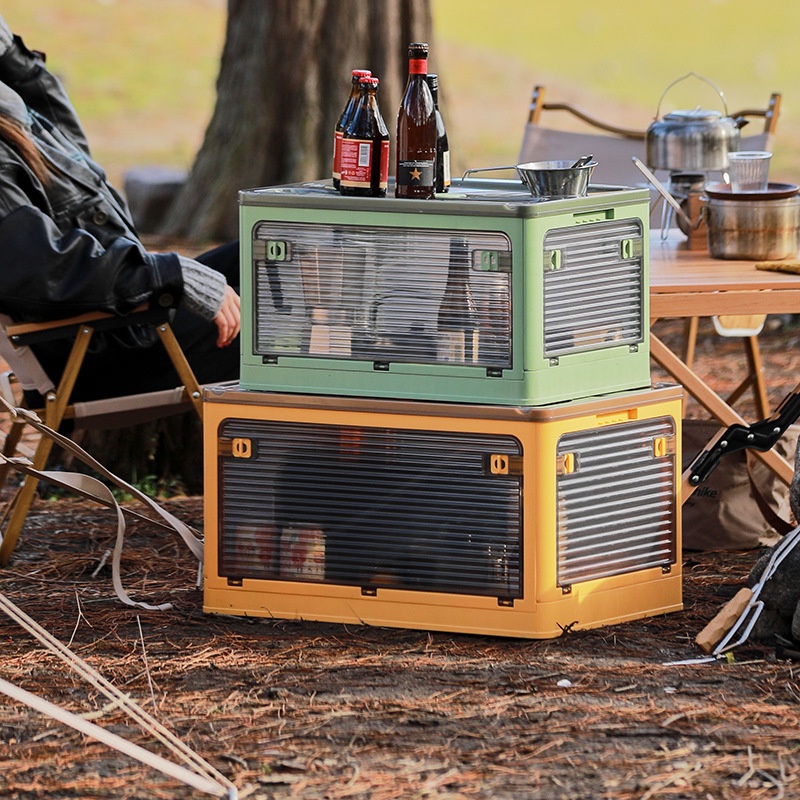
[436,330,480,364]
[396,160,435,189]
[332,130,343,181]
[340,138,389,189]
[280,524,325,581]
[409,58,428,75]
[378,139,390,187]
[442,150,451,189]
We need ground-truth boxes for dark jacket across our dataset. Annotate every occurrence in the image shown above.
[0,35,183,324]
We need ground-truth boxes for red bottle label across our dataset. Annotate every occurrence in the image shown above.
[340,138,389,189]
[409,58,427,75]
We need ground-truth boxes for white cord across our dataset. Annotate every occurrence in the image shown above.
[0,594,237,796]
[0,677,228,797]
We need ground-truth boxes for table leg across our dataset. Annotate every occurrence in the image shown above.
[683,317,699,366]
[744,334,771,419]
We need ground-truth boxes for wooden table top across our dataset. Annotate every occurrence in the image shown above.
[649,231,800,318]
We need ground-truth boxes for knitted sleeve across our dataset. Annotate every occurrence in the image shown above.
[178,255,226,321]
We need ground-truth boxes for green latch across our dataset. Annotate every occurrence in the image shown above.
[620,237,643,260]
[545,249,562,271]
[474,250,512,272]
[253,239,292,261]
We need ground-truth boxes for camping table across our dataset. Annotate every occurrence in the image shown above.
[649,230,800,486]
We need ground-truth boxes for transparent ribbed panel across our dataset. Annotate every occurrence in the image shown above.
[543,219,644,356]
[218,419,523,598]
[251,223,512,368]
[556,417,676,586]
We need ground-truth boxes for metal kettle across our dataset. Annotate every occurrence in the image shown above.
[646,72,747,172]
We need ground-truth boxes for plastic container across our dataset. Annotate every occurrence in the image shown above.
[727,151,772,193]
[203,384,683,639]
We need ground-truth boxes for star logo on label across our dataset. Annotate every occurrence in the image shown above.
[410,167,422,182]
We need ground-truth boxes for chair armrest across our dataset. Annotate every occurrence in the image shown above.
[732,92,781,134]
[8,304,172,347]
[539,101,646,139]
[527,84,645,139]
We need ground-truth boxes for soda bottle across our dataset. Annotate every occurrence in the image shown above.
[340,76,390,197]
[395,42,436,199]
[426,73,450,193]
[333,69,372,190]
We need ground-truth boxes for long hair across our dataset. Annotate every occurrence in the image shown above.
[0,114,51,184]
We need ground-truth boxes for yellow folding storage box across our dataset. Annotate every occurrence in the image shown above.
[203,383,683,638]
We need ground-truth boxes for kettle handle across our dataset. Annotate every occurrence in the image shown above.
[654,71,730,120]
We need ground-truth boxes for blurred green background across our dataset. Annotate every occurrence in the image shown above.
[2,0,798,187]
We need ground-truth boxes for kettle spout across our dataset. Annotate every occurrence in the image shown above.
[734,116,751,130]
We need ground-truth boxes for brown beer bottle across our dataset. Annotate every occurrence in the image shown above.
[333,69,371,190]
[437,236,479,362]
[426,73,450,193]
[395,42,436,199]
[340,76,390,197]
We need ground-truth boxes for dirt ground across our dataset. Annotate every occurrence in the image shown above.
[2,318,800,800]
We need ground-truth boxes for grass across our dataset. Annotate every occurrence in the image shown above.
[2,0,226,183]
[2,0,798,185]
[435,0,797,106]
[432,0,800,180]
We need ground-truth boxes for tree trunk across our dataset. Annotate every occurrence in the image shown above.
[161,0,433,242]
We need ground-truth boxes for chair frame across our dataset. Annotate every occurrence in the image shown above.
[527,85,646,138]
[527,85,782,138]
[0,305,203,564]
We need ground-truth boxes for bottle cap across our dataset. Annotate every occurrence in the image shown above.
[426,73,439,92]
[408,42,429,57]
[352,69,372,78]
[359,76,379,87]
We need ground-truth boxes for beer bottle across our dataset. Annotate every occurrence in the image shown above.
[340,76,390,197]
[437,236,479,362]
[333,69,371,190]
[426,73,450,193]
[395,42,436,199]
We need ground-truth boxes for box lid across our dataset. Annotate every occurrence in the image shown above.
[203,382,683,421]
[239,178,651,220]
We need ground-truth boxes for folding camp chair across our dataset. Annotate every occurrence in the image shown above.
[518,84,648,187]
[0,305,203,565]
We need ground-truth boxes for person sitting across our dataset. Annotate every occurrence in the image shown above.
[0,16,241,404]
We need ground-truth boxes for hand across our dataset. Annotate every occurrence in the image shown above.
[213,284,241,348]
[0,15,13,55]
